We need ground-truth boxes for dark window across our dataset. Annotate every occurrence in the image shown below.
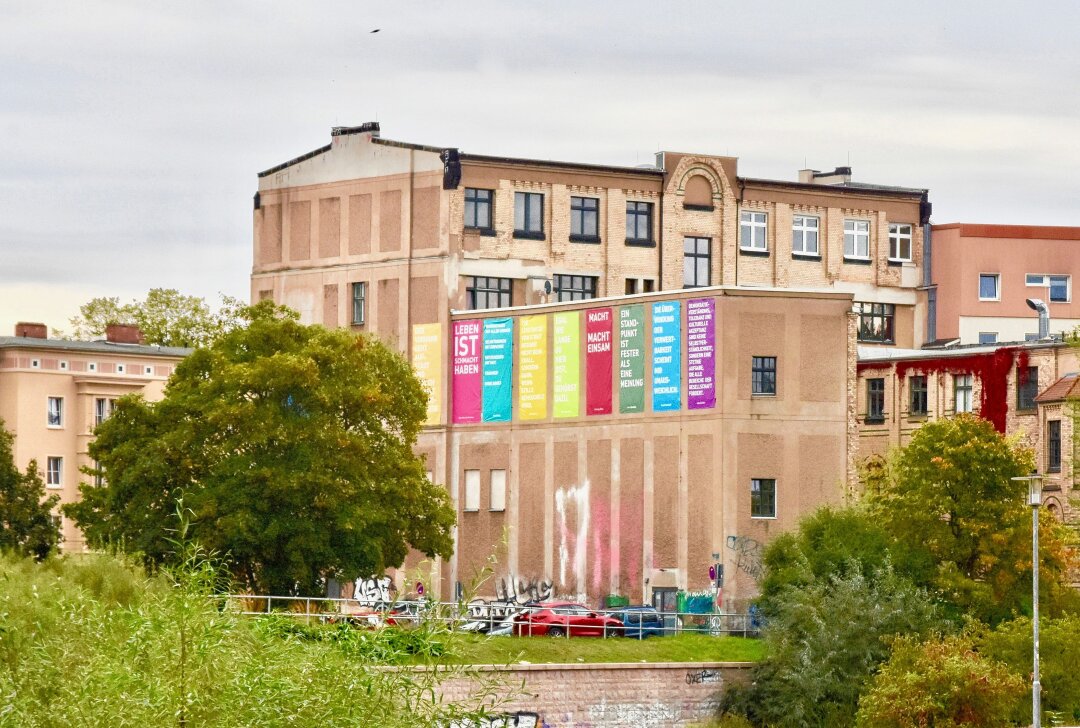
[514,192,544,238]
[1049,275,1070,302]
[1048,419,1061,472]
[553,274,597,302]
[466,276,512,310]
[570,196,600,242]
[351,282,366,325]
[683,237,711,288]
[1017,366,1038,411]
[464,188,493,230]
[751,478,776,518]
[867,378,885,422]
[752,356,776,396]
[978,332,998,345]
[854,302,895,343]
[642,279,655,293]
[626,201,654,244]
[909,375,927,416]
[625,279,637,295]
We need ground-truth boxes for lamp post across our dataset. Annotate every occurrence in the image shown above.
[1013,473,1043,728]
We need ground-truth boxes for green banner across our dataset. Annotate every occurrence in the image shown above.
[618,304,645,413]
[553,311,580,418]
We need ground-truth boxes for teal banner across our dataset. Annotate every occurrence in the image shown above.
[651,301,681,412]
[482,317,513,422]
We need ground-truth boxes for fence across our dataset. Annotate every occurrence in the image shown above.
[220,594,760,638]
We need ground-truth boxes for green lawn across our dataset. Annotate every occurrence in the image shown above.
[428,633,764,665]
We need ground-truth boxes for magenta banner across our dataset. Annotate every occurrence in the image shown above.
[686,298,715,409]
[452,320,482,423]
[585,307,613,415]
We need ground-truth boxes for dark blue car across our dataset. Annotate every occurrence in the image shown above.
[610,606,665,639]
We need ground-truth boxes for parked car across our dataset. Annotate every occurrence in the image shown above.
[511,601,622,637]
[610,605,665,639]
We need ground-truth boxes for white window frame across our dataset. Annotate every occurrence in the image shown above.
[489,469,507,512]
[88,362,98,372]
[46,456,63,488]
[978,273,1000,301]
[978,332,998,345]
[955,374,974,413]
[31,359,40,369]
[116,363,126,374]
[94,397,114,426]
[888,223,913,262]
[843,219,871,259]
[47,396,63,428]
[59,360,69,371]
[750,478,777,519]
[1026,274,1071,303]
[739,210,768,251]
[791,215,819,256]
[464,469,481,512]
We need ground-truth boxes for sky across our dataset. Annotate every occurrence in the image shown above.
[2,1,1078,335]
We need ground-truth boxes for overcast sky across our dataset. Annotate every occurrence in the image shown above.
[2,1,1078,334]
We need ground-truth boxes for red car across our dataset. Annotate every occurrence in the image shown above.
[511,601,623,638]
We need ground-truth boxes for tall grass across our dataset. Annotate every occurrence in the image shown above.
[0,547,511,727]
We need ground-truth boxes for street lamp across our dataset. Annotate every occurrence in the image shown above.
[1013,473,1043,728]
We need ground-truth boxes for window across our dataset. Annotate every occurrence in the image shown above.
[47,397,63,427]
[351,282,366,325]
[751,356,776,396]
[792,215,819,256]
[625,279,637,295]
[683,237,711,288]
[490,469,506,512]
[93,459,105,487]
[466,276,512,310]
[144,365,154,375]
[116,364,125,374]
[464,188,493,231]
[854,302,895,343]
[514,192,544,238]
[31,359,40,369]
[909,375,928,416]
[59,360,68,371]
[1026,274,1070,303]
[979,274,999,301]
[464,469,480,512]
[888,223,913,261]
[94,398,114,426]
[643,279,655,293]
[625,201,653,244]
[570,196,600,242]
[553,274,597,302]
[954,374,973,413]
[978,332,998,345]
[88,362,98,373]
[844,219,870,259]
[751,479,776,518]
[867,378,885,422]
[46,457,62,488]
[1017,366,1038,410]
[740,211,767,251]
[1048,420,1062,473]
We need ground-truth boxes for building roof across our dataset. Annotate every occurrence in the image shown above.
[932,223,1080,240]
[0,336,191,358]
[740,176,928,198]
[858,339,1067,364]
[1035,372,1080,403]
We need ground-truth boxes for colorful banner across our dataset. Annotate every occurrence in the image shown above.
[518,314,548,420]
[585,308,614,415]
[651,301,681,412]
[553,311,580,418]
[618,304,646,413]
[411,323,443,425]
[686,298,716,409]
[482,318,513,422]
[451,319,482,423]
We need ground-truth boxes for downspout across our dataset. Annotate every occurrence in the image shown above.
[406,149,415,362]
[658,171,665,289]
[736,179,746,287]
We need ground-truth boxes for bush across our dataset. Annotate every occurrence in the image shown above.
[855,634,1026,728]
[980,615,1080,722]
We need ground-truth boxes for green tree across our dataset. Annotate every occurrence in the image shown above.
[0,421,61,560]
[980,615,1080,722]
[58,288,242,348]
[855,633,1026,728]
[867,414,1077,624]
[64,301,455,595]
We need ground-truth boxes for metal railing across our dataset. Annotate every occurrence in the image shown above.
[220,594,760,638]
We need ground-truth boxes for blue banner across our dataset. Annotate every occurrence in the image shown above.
[651,301,681,411]
[482,317,514,422]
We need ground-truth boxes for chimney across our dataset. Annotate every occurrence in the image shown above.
[105,323,145,345]
[15,322,48,339]
[800,166,853,186]
[1025,298,1051,340]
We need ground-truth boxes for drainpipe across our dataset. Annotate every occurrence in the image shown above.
[736,179,746,286]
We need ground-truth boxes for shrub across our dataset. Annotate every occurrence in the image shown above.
[855,634,1026,728]
[980,615,1080,722]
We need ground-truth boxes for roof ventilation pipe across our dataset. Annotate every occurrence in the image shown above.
[1026,298,1050,340]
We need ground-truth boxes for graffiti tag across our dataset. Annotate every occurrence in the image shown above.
[355,576,393,607]
[726,535,764,581]
[495,574,553,604]
[448,711,540,728]
[686,669,722,685]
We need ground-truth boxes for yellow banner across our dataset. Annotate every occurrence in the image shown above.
[411,323,443,425]
[518,314,548,420]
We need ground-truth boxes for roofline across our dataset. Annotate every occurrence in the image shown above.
[738,176,928,199]
[931,223,1080,240]
[459,152,664,177]
[0,337,190,358]
[257,143,332,179]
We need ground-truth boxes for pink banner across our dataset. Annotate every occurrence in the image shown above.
[452,320,482,423]
[585,307,613,415]
[686,298,715,410]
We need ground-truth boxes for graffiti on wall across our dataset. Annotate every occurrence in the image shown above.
[686,669,722,685]
[355,576,393,607]
[726,535,764,581]
[496,574,554,604]
[555,481,590,600]
[448,713,540,728]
